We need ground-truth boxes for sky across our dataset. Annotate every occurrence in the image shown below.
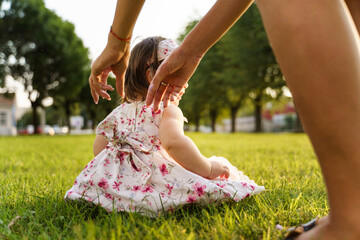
[44,0,216,59]
[13,0,216,107]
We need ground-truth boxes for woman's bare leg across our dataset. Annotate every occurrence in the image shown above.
[345,0,360,34]
[256,0,360,239]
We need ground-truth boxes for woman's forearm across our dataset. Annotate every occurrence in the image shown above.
[111,0,145,39]
[182,0,254,58]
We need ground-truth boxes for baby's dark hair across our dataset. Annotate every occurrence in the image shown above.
[124,36,166,102]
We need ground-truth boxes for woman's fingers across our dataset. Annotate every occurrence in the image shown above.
[115,75,125,98]
[113,62,127,98]
[90,65,111,102]
[96,82,114,91]
[147,46,195,108]
[89,42,129,104]
[146,63,168,107]
[89,73,113,103]
[112,51,129,98]
[100,67,112,81]
[89,76,99,104]
[99,91,111,100]
[94,86,111,100]
[153,83,168,112]
[162,85,175,108]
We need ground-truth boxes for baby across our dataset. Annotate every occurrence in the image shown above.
[65,37,264,216]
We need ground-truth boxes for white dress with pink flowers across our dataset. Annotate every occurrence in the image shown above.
[65,101,264,217]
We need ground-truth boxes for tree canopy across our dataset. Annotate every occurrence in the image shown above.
[0,0,90,132]
[178,4,285,132]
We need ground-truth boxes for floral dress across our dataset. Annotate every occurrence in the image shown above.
[65,101,264,217]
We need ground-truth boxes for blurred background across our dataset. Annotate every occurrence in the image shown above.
[0,0,302,136]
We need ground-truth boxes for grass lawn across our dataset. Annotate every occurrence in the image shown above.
[0,133,328,239]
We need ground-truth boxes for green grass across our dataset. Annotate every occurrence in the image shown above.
[0,133,328,239]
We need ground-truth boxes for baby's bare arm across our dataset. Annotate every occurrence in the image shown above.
[93,135,108,156]
[159,105,229,179]
[159,105,211,177]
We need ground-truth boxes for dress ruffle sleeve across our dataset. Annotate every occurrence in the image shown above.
[96,106,122,143]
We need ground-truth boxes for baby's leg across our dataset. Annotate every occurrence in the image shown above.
[256,0,360,239]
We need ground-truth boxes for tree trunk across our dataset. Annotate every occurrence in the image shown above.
[65,100,71,134]
[294,110,304,133]
[230,106,239,133]
[194,116,200,132]
[31,102,40,134]
[254,95,262,132]
[91,110,97,130]
[209,108,217,133]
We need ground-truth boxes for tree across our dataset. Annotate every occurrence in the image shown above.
[221,4,284,132]
[0,0,89,133]
[178,21,205,131]
[49,22,90,132]
[178,5,284,133]
[213,50,248,133]
[178,83,206,132]
[178,21,226,132]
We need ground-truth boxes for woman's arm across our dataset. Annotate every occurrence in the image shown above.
[111,0,145,40]
[90,0,145,103]
[182,0,254,58]
[146,0,254,111]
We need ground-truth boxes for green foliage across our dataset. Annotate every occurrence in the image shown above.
[178,21,208,129]
[284,115,296,131]
[220,4,284,102]
[0,134,327,239]
[178,21,227,131]
[0,0,90,131]
[16,110,39,129]
[178,4,285,132]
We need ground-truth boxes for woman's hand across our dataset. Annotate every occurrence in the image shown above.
[89,39,130,104]
[146,46,202,111]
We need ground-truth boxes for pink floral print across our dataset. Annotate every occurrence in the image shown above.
[132,185,141,192]
[141,185,154,193]
[112,181,122,191]
[192,182,207,197]
[165,184,173,195]
[159,164,169,176]
[98,178,109,190]
[186,195,197,203]
[65,101,264,217]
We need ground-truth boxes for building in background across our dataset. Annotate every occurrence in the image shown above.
[220,103,297,133]
[221,116,273,132]
[0,93,17,136]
